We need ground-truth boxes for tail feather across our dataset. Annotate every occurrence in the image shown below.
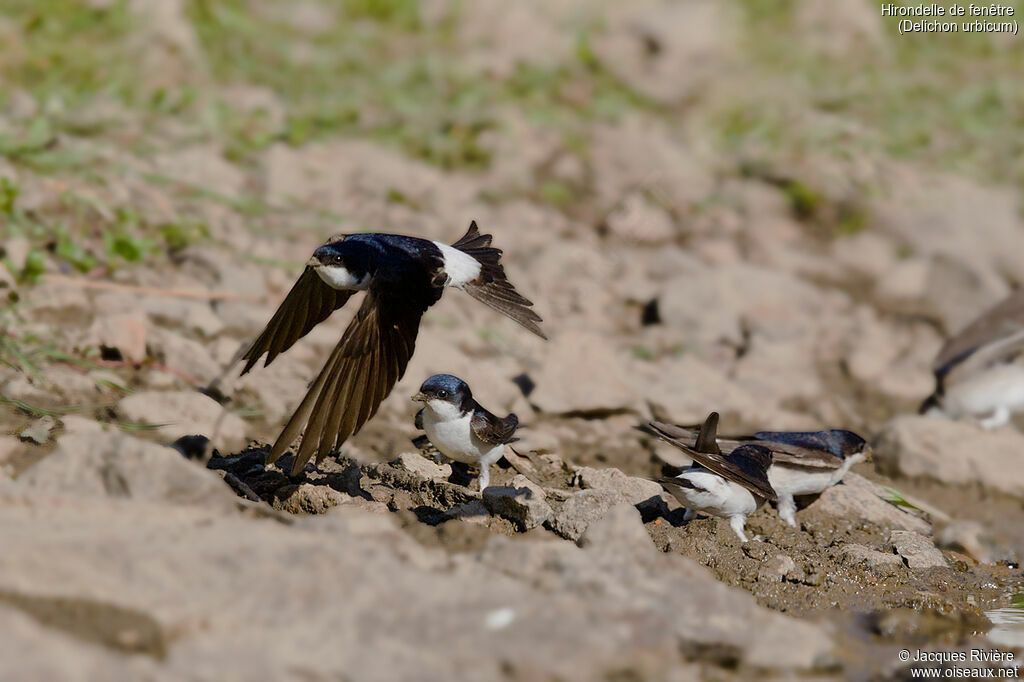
[694,412,721,455]
[452,221,547,339]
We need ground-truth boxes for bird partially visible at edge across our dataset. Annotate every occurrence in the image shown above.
[921,289,1024,430]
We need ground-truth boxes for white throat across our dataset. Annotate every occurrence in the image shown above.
[423,399,466,422]
[314,264,371,291]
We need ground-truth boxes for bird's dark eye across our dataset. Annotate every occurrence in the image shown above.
[437,389,448,399]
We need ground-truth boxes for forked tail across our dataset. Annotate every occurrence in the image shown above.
[451,221,546,339]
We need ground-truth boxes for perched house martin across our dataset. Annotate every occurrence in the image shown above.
[650,418,869,527]
[650,413,776,543]
[921,289,1024,429]
[412,374,519,491]
[241,223,544,477]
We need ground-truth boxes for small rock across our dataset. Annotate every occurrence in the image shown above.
[482,475,553,531]
[391,452,452,482]
[117,391,247,449]
[530,331,640,415]
[18,430,237,509]
[890,530,948,569]
[19,416,56,445]
[875,416,1024,499]
[742,542,769,561]
[604,193,675,243]
[801,565,826,587]
[839,544,905,575]
[578,503,654,553]
[276,483,349,514]
[85,313,148,363]
[935,521,1006,566]
[144,298,224,338]
[573,467,664,508]
[549,488,623,542]
[147,328,222,384]
[810,473,930,534]
[59,416,108,435]
[758,554,797,583]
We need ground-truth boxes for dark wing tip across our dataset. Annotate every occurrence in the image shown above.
[694,412,721,454]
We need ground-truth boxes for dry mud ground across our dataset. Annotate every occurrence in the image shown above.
[2,1,1024,680]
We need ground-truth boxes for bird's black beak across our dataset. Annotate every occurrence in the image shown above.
[307,255,322,268]
[412,392,428,403]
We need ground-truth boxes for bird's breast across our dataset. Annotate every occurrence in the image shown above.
[422,412,481,463]
[768,464,836,496]
[674,470,758,515]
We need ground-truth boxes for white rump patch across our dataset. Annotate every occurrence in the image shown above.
[434,241,482,287]
[313,265,371,291]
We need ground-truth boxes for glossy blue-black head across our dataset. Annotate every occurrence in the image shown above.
[307,238,373,290]
[310,241,347,267]
[412,374,473,409]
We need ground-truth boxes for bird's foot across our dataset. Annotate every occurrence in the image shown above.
[729,516,750,543]
[980,407,1010,430]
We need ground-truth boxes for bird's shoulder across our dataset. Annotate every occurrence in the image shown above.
[351,234,447,300]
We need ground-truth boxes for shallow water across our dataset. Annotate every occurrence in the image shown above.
[986,595,1024,649]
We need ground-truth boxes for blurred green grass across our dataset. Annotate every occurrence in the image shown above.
[0,0,1020,286]
[727,0,1024,187]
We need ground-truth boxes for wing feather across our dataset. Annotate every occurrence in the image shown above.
[471,412,519,445]
[241,267,355,374]
[648,422,776,501]
[267,290,426,476]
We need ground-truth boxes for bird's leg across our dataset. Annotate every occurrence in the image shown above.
[683,508,696,522]
[980,406,1010,430]
[777,494,797,528]
[728,515,749,543]
[478,465,490,492]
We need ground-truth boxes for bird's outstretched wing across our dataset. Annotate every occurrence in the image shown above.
[451,222,546,339]
[267,288,431,476]
[240,267,355,374]
[471,411,519,445]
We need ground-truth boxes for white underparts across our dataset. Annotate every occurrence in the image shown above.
[313,264,371,291]
[434,242,482,287]
[420,399,505,491]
